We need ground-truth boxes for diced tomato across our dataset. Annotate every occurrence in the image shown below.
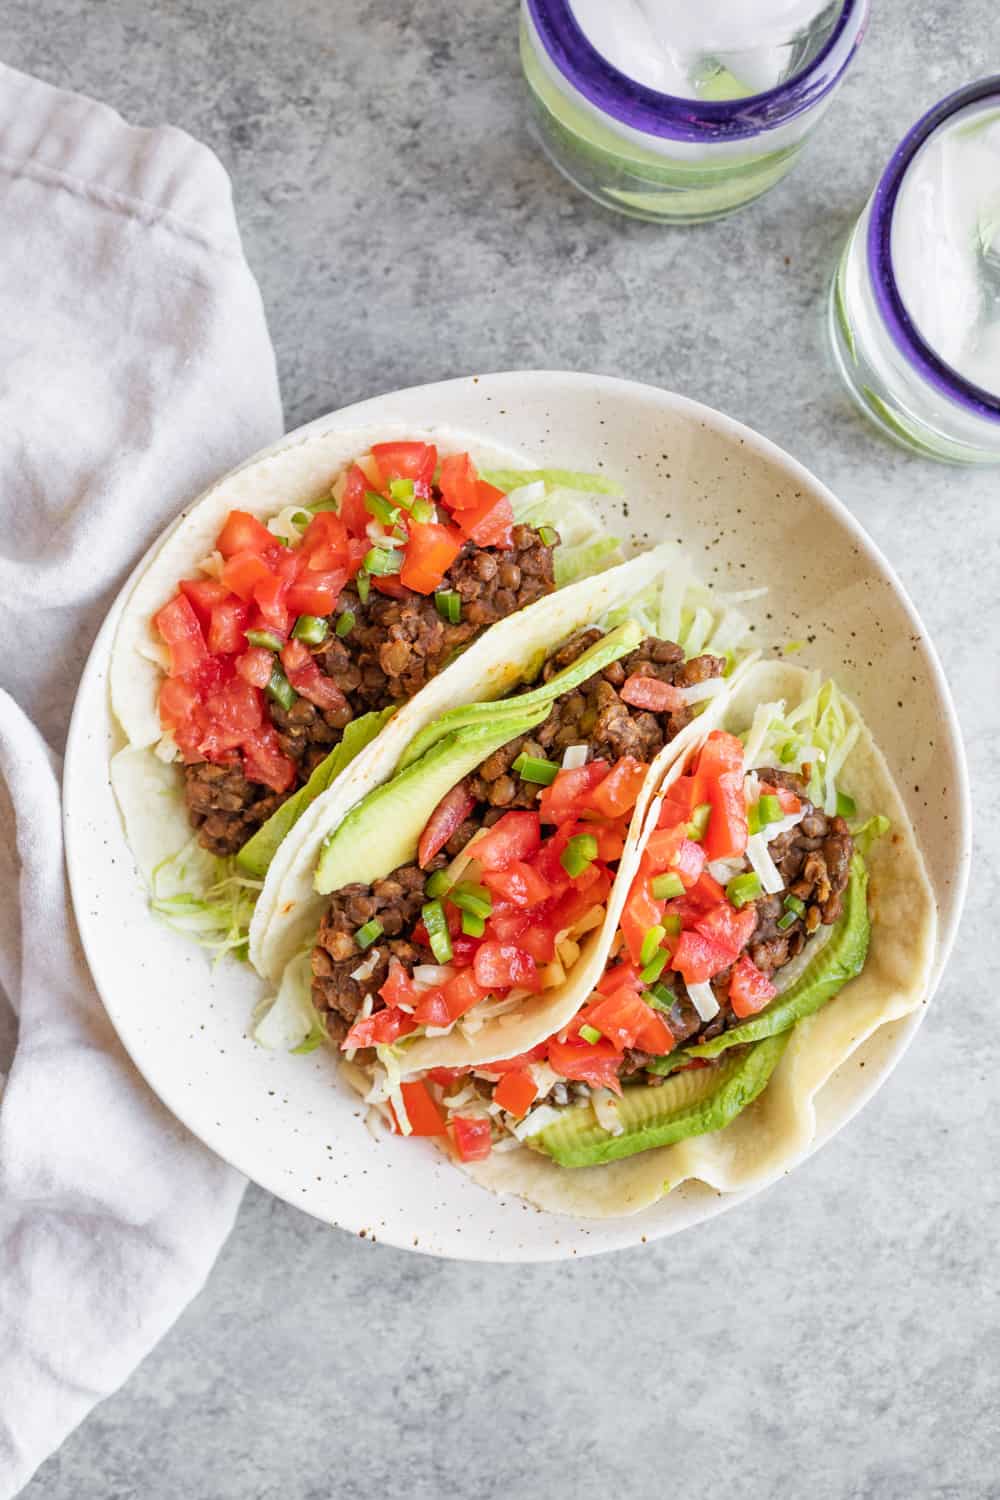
[473,942,540,994]
[474,811,542,871]
[341,1005,417,1051]
[178,577,231,626]
[481,860,553,909]
[154,593,209,678]
[437,452,482,511]
[759,781,802,814]
[391,1080,447,1136]
[278,640,347,712]
[538,762,608,825]
[482,1044,549,1074]
[640,824,686,877]
[207,598,250,654]
[587,756,647,819]
[427,1066,466,1086]
[697,730,745,780]
[372,576,410,599]
[673,839,707,889]
[729,954,777,1019]
[399,521,463,594]
[493,1069,538,1118]
[695,902,758,959]
[457,487,514,549]
[704,770,748,862]
[370,441,438,493]
[338,464,371,535]
[443,967,491,1019]
[412,988,450,1028]
[417,783,475,868]
[620,675,686,713]
[216,509,275,558]
[241,727,297,794]
[662,772,704,817]
[286,570,347,616]
[548,1035,623,1095]
[235,646,275,688]
[451,1114,492,1162]
[597,960,641,996]
[620,879,667,965]
[158,675,200,735]
[584,990,673,1054]
[299,510,350,571]
[671,930,733,985]
[251,573,290,635]
[379,958,422,1011]
[589,822,626,863]
[221,550,274,603]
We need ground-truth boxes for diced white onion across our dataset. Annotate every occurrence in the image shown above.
[424,1024,454,1037]
[443,1085,476,1110]
[413,964,454,987]
[592,1088,625,1136]
[745,834,785,895]
[153,731,180,764]
[562,744,589,770]
[687,981,720,1022]
[762,808,806,845]
[527,1061,560,1097]
[350,949,381,982]
[459,1015,484,1036]
[512,1104,562,1140]
[678,678,727,705]
[197,550,224,579]
[708,857,744,884]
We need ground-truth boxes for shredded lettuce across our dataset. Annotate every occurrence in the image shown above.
[151,841,261,962]
[483,467,624,496]
[251,950,325,1049]
[554,537,622,587]
[743,679,863,813]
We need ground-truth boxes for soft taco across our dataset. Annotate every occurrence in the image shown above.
[249,562,760,1085]
[347,661,934,1215]
[108,424,650,959]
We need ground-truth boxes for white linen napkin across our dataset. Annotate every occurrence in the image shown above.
[0,63,283,1496]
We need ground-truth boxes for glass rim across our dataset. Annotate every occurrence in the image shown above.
[868,76,1000,421]
[524,0,869,142]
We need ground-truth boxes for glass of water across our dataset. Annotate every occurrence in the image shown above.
[830,77,1000,464]
[520,0,869,223]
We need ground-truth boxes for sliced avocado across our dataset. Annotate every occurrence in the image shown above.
[397,620,644,771]
[236,707,396,879]
[313,703,550,894]
[528,1034,789,1168]
[683,853,871,1062]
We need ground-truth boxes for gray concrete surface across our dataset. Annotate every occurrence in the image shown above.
[8,1,998,1496]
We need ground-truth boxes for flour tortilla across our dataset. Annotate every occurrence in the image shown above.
[460,660,937,1217]
[106,422,573,909]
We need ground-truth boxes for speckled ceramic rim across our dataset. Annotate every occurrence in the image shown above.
[868,76,1000,421]
[525,0,868,141]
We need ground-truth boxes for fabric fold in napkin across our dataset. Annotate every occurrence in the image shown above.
[0,63,283,1497]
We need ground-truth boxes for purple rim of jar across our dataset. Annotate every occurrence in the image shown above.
[525,0,868,142]
[867,76,1000,421]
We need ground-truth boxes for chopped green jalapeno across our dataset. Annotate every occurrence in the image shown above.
[335,610,355,638]
[779,740,798,764]
[292,510,312,528]
[662,913,682,937]
[422,899,453,963]
[579,1024,602,1045]
[354,918,383,950]
[364,491,401,526]
[538,525,559,546]
[783,893,806,917]
[363,546,401,576]
[410,497,434,524]
[651,872,685,900]
[561,833,599,878]
[640,948,670,984]
[776,910,799,931]
[356,573,371,604]
[640,925,666,967]
[758,794,783,826]
[450,882,493,920]
[461,910,486,938]
[836,791,857,818]
[246,628,285,652]
[434,590,462,625]
[726,872,762,909]
[686,803,712,842]
[265,663,297,711]
[388,477,415,504]
[292,614,329,644]
[646,982,675,1013]
[747,802,762,836]
[424,869,452,899]
[307,495,339,514]
[512,752,558,786]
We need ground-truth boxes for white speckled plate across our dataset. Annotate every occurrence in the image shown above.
[64,372,970,1261]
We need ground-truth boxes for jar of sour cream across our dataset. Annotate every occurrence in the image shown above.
[520,0,870,223]
[830,77,1000,464]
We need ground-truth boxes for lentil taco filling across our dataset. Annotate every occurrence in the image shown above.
[310,626,727,1048]
[165,445,561,856]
